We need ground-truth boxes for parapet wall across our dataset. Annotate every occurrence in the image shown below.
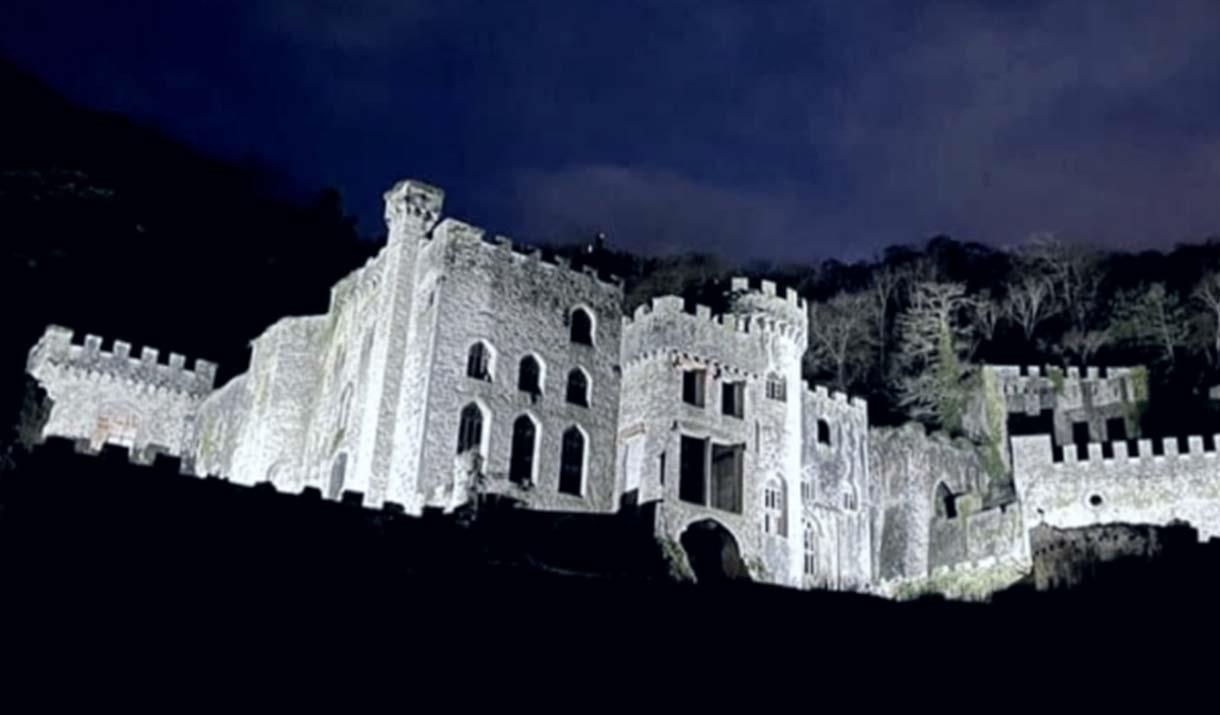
[621,281,807,369]
[428,217,625,291]
[1012,433,1220,540]
[28,325,217,397]
[987,364,1145,414]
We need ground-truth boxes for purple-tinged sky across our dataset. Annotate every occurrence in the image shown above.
[4,0,1220,263]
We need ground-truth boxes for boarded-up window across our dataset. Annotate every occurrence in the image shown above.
[623,434,644,494]
[710,443,744,513]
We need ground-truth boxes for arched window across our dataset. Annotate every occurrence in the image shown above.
[559,427,586,496]
[570,308,594,345]
[935,482,957,519]
[763,477,786,537]
[566,368,589,407]
[457,403,484,455]
[509,415,537,486]
[817,419,831,445]
[466,342,492,381]
[803,522,816,575]
[518,355,542,396]
[766,373,787,402]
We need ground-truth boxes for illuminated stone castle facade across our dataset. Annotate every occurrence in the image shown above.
[28,178,1220,599]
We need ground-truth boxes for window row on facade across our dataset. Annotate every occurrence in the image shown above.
[466,342,592,407]
[456,402,587,497]
[681,369,788,419]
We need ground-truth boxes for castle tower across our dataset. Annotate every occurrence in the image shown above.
[619,277,808,587]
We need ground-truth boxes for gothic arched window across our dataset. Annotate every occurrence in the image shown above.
[509,415,537,486]
[570,308,594,345]
[559,427,586,496]
[566,369,589,407]
[518,355,542,396]
[466,342,492,381]
[457,403,484,455]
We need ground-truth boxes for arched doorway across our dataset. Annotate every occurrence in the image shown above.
[680,519,750,584]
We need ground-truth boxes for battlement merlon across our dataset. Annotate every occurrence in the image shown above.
[384,178,445,233]
[27,325,218,397]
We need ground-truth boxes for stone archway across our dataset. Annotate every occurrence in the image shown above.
[680,519,751,584]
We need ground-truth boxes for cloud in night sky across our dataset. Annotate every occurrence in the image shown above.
[3,0,1219,263]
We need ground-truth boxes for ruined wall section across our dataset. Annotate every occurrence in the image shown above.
[620,280,807,586]
[413,218,625,514]
[990,365,1146,444]
[1013,433,1220,541]
[800,385,870,590]
[870,424,1029,598]
[27,325,217,460]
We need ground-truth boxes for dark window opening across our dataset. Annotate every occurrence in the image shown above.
[659,451,666,486]
[558,427,585,496]
[935,482,956,519]
[817,419,831,445]
[466,343,491,380]
[457,403,483,455]
[570,308,594,345]
[509,416,536,486]
[518,355,542,396]
[683,369,706,406]
[566,369,589,407]
[679,435,707,505]
[722,381,744,418]
[1105,417,1128,441]
[710,444,744,513]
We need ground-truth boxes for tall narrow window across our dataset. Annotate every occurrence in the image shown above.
[710,443,744,513]
[457,403,483,455]
[566,368,589,407]
[467,342,491,380]
[935,482,957,519]
[679,435,706,505]
[559,427,586,496]
[509,415,536,486]
[766,373,786,401]
[803,523,815,575]
[683,369,706,406]
[518,355,542,396]
[763,477,786,537]
[722,381,744,418]
[570,308,594,345]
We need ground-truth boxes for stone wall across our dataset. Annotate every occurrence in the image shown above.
[989,365,1145,444]
[1013,433,1220,540]
[27,325,216,459]
[870,423,1028,594]
[414,217,625,514]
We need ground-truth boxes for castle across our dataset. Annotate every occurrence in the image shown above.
[25,178,1220,599]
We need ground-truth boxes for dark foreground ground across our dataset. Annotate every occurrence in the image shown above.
[2,439,1216,694]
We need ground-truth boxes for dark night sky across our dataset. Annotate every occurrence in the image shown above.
[3,0,1220,263]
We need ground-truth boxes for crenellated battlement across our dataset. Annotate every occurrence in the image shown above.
[621,291,804,340]
[988,364,1138,381]
[428,218,624,290]
[804,380,868,413]
[28,325,217,397]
